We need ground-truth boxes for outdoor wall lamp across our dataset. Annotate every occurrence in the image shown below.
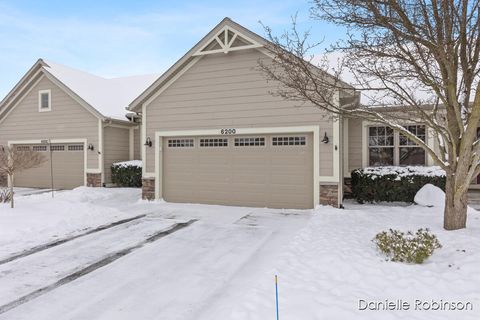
[87,143,95,151]
[321,132,329,144]
[145,137,152,147]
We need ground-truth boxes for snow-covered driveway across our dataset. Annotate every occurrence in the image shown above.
[0,188,311,320]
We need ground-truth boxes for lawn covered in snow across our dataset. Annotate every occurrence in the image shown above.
[230,201,480,320]
[0,187,144,259]
[0,187,479,319]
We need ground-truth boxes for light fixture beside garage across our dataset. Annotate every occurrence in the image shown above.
[321,132,329,144]
[87,143,94,151]
[144,137,152,147]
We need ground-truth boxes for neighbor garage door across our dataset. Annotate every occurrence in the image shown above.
[14,143,85,189]
[163,133,313,209]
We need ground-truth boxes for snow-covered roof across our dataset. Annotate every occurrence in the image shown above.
[43,60,159,121]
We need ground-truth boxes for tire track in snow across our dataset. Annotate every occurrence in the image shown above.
[0,219,196,315]
[0,214,147,266]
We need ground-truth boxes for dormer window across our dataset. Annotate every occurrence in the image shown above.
[38,89,51,112]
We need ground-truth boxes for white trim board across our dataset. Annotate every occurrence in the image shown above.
[153,125,321,208]
[8,138,89,186]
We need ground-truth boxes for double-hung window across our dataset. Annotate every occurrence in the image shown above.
[368,124,426,166]
[368,126,394,166]
[399,125,426,165]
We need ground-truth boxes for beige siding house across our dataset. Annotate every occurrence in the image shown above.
[1,17,455,209]
[0,60,156,189]
[128,18,357,209]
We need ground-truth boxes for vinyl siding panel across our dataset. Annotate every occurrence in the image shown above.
[145,49,335,175]
[134,127,141,160]
[103,126,130,183]
[348,118,363,172]
[0,76,99,169]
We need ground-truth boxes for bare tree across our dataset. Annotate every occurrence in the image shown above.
[259,1,480,230]
[0,147,47,208]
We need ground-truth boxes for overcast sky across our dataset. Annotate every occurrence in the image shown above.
[0,0,348,99]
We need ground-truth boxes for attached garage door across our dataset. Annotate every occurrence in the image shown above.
[14,143,85,189]
[163,133,313,209]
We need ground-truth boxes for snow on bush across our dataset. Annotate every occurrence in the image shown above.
[112,160,142,168]
[362,166,445,179]
[111,160,142,188]
[373,228,442,264]
[414,184,445,207]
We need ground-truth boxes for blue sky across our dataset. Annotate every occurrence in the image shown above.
[0,0,345,99]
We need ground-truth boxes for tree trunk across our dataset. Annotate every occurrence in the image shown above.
[9,174,14,209]
[444,174,468,230]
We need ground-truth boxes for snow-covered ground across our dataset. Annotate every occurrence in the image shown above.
[0,187,479,319]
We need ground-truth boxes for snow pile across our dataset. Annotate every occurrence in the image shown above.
[414,184,445,207]
[361,166,445,179]
[112,160,142,168]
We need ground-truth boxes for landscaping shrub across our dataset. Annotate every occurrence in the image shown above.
[373,228,442,264]
[111,160,142,187]
[0,188,12,203]
[351,166,446,203]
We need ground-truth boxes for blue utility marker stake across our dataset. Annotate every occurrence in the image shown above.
[275,275,279,320]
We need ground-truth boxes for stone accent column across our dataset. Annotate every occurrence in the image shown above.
[319,184,339,207]
[343,177,353,198]
[142,178,155,200]
[86,173,102,187]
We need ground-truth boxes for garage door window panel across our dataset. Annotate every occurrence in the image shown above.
[234,137,265,147]
[272,136,306,146]
[50,145,65,152]
[68,145,84,151]
[199,138,228,147]
[168,139,194,148]
[32,145,47,152]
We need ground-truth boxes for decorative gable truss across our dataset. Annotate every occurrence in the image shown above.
[193,26,263,56]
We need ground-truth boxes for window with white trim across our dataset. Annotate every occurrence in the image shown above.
[272,136,306,146]
[199,138,228,147]
[399,125,426,165]
[38,89,51,112]
[368,125,426,166]
[368,126,394,166]
[168,139,194,147]
[234,137,265,146]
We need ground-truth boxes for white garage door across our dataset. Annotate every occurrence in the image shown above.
[14,143,85,189]
[162,134,314,209]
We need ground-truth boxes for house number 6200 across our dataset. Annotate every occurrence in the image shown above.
[220,128,236,135]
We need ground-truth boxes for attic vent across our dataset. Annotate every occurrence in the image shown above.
[194,26,262,56]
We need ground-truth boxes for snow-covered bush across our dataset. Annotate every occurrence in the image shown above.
[373,228,442,264]
[351,166,446,203]
[111,160,142,188]
[0,188,12,203]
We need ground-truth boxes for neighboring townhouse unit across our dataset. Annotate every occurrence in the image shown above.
[0,59,156,189]
[128,17,357,209]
